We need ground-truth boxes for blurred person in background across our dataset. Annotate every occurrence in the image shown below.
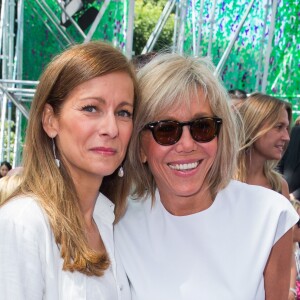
[228,88,247,108]
[235,92,297,299]
[0,161,12,178]
[278,120,300,202]
[235,92,291,198]
[131,52,157,71]
[295,116,300,126]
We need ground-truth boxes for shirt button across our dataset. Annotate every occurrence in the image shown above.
[119,284,123,291]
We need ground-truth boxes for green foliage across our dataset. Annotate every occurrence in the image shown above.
[2,120,16,163]
[133,0,175,55]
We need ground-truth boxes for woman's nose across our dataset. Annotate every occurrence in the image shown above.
[99,113,119,138]
[175,126,196,152]
[282,128,290,142]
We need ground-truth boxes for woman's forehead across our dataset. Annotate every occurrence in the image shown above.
[152,95,212,121]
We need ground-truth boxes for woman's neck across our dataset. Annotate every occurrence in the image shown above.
[75,180,103,252]
[74,176,102,225]
[159,186,214,216]
[245,151,271,189]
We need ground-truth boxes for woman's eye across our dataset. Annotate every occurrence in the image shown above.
[275,124,287,131]
[82,105,97,113]
[117,110,133,118]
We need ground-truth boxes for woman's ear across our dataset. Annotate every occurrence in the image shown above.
[42,104,59,138]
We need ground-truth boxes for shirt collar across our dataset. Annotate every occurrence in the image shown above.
[94,193,115,224]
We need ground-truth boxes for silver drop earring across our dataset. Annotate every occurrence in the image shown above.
[52,138,60,168]
[118,166,124,177]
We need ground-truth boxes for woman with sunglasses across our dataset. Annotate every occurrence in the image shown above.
[115,53,298,300]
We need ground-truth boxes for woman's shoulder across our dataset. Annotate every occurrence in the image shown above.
[1,194,41,213]
[222,180,295,212]
[225,180,284,197]
[219,181,298,235]
[0,194,49,233]
[280,177,290,199]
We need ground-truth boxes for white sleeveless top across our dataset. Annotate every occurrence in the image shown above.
[115,180,298,300]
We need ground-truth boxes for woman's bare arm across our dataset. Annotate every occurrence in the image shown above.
[264,228,293,300]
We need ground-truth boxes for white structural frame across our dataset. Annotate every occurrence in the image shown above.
[141,0,176,54]
[215,0,256,75]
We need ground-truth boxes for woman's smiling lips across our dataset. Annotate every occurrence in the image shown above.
[275,144,285,152]
[90,147,117,155]
[168,160,201,171]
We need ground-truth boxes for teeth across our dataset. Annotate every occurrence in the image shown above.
[169,161,199,171]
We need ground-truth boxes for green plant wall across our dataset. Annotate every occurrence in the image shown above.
[181,0,299,118]
[23,0,130,80]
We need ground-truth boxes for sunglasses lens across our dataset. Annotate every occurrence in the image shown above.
[146,117,221,146]
[153,121,181,145]
[191,118,218,142]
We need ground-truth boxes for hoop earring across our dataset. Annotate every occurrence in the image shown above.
[118,166,124,177]
[52,138,60,168]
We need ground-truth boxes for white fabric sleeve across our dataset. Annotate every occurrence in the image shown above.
[0,217,45,299]
[274,199,299,245]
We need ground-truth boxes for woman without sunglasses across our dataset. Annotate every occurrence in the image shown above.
[115,53,298,300]
[0,161,12,178]
[234,93,297,299]
[0,41,138,299]
[235,92,292,197]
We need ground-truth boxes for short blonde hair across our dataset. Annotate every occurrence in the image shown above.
[291,199,300,212]
[126,52,239,201]
[235,92,292,192]
[0,174,22,205]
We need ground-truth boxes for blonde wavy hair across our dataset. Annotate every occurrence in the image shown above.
[125,52,239,201]
[235,92,292,192]
[0,173,23,205]
[1,41,138,276]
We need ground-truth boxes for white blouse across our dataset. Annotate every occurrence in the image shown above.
[0,193,131,300]
[115,180,298,300]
